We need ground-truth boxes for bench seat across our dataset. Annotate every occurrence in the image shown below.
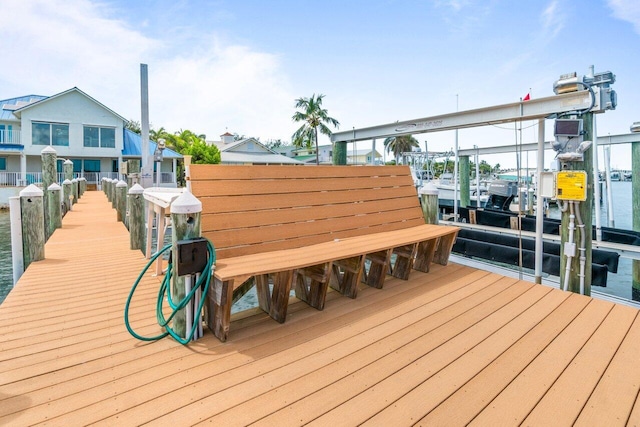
[189,164,459,341]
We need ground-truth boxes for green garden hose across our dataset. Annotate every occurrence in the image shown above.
[124,239,216,345]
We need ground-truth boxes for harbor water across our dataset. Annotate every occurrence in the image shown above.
[0,181,636,305]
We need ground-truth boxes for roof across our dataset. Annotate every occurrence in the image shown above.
[122,129,182,158]
[1,95,47,120]
[348,149,382,156]
[221,151,304,164]
[11,87,127,122]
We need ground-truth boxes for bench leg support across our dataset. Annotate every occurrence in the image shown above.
[331,255,364,298]
[389,244,417,280]
[433,231,459,265]
[414,239,437,273]
[206,277,234,342]
[363,249,392,289]
[294,262,332,310]
[256,270,294,323]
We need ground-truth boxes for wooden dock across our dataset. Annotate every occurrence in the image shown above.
[2,190,640,425]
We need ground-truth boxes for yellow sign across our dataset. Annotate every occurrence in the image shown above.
[556,171,587,201]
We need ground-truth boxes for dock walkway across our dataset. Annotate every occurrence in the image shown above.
[2,191,640,425]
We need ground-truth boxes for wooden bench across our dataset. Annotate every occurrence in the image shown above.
[188,165,459,341]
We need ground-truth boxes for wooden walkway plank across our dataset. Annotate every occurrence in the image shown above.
[466,297,614,426]
[357,286,572,426]
[14,265,472,425]
[420,294,601,425]
[202,276,527,427]
[574,311,640,426]
[82,268,493,425]
[522,303,639,426]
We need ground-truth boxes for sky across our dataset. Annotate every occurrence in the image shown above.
[1,0,639,170]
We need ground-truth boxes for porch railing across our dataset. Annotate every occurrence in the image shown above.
[0,130,21,145]
[0,171,176,187]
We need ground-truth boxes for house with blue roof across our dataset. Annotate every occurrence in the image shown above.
[0,87,180,192]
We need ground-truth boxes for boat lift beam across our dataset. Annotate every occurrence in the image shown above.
[331,90,594,143]
[456,132,640,157]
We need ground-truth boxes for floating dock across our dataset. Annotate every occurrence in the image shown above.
[1,191,640,425]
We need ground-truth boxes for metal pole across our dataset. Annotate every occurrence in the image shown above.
[453,94,459,222]
[534,119,545,284]
[10,196,24,284]
[592,115,602,241]
[603,144,615,227]
[475,145,480,208]
[140,64,152,187]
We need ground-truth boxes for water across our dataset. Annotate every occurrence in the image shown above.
[0,209,12,303]
[0,182,636,305]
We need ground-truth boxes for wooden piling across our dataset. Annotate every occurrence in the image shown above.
[63,159,73,181]
[41,146,57,241]
[62,179,72,214]
[128,184,145,252]
[71,178,79,204]
[47,183,62,237]
[20,184,45,269]
[78,177,86,197]
[170,191,203,340]
[459,155,470,208]
[419,182,439,224]
[116,180,127,222]
[110,178,118,209]
[559,113,593,296]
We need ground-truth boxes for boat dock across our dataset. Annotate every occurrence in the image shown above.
[2,191,640,425]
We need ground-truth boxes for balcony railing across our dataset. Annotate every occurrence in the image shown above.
[0,130,20,145]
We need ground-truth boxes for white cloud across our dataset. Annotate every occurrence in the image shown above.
[0,0,297,142]
[607,0,640,34]
[540,0,566,41]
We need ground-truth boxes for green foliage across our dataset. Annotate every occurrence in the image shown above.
[383,135,419,164]
[184,138,221,164]
[292,94,340,164]
[126,119,141,134]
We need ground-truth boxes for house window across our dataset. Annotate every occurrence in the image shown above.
[0,157,6,170]
[32,122,69,146]
[84,159,100,172]
[84,126,116,148]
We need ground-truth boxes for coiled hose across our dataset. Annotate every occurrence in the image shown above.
[124,239,216,345]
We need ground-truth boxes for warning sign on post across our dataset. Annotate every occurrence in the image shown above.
[556,171,587,201]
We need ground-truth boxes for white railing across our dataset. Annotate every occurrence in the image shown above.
[0,130,20,145]
[0,171,176,187]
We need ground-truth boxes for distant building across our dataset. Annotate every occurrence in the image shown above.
[208,133,304,165]
[0,87,180,190]
[347,148,383,165]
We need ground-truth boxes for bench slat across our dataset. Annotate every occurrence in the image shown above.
[190,164,411,180]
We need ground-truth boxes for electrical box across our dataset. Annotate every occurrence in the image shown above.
[556,171,587,201]
[120,161,128,175]
[538,172,557,198]
[176,238,209,276]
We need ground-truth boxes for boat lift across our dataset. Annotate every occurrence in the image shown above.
[331,71,618,286]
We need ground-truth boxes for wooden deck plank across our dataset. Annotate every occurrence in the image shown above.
[574,312,640,426]
[466,297,614,425]
[522,303,639,426]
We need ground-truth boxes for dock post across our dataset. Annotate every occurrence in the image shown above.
[116,180,127,222]
[63,159,73,181]
[110,178,118,209]
[632,140,640,301]
[71,178,79,205]
[105,178,111,201]
[459,155,470,208]
[47,183,62,237]
[170,191,203,340]
[9,196,24,284]
[79,177,86,197]
[20,184,45,270]
[559,113,593,296]
[62,179,72,214]
[420,182,439,224]
[128,184,145,252]
[41,146,57,242]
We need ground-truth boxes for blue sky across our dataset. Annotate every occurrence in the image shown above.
[1,0,639,169]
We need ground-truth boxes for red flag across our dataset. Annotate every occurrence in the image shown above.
[523,93,530,101]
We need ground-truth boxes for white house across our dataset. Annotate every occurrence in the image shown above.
[0,87,180,192]
[208,132,304,165]
[347,148,383,165]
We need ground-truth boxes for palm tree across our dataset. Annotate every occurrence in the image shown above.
[383,135,419,164]
[291,94,340,165]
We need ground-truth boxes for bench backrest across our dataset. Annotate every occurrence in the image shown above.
[189,165,425,259]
